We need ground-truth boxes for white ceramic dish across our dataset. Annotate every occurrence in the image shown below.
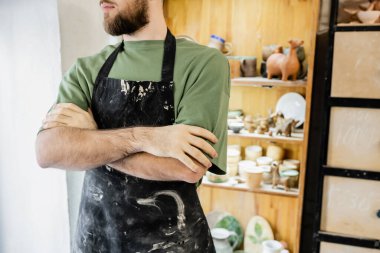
[256,156,274,166]
[275,92,306,128]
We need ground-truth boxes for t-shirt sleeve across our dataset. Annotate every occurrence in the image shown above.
[38,60,91,134]
[175,52,230,175]
[56,61,92,110]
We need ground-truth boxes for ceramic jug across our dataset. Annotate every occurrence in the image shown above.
[211,228,238,253]
[207,34,233,55]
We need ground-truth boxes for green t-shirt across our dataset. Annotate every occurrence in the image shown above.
[55,38,230,173]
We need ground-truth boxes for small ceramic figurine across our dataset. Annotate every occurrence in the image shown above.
[271,161,290,191]
[266,39,304,81]
[268,111,285,129]
[254,118,269,134]
[269,118,299,137]
[244,115,257,133]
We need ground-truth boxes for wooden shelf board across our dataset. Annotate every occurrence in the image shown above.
[337,23,380,27]
[231,77,307,88]
[228,130,304,144]
[201,176,299,197]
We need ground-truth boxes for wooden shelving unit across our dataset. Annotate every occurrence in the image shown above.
[202,177,299,197]
[228,130,304,144]
[231,77,307,88]
[165,0,320,252]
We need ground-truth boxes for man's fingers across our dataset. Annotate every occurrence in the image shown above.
[184,145,212,168]
[188,126,218,144]
[46,113,71,123]
[42,121,67,130]
[177,154,198,173]
[189,136,218,159]
[55,103,86,114]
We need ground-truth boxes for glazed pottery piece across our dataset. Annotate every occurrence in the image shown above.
[266,39,304,81]
[244,216,274,253]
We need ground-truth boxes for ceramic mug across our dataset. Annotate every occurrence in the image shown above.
[245,167,263,190]
[207,34,233,55]
[240,57,257,77]
[266,145,285,161]
[228,59,241,78]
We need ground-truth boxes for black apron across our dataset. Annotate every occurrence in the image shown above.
[73,30,216,253]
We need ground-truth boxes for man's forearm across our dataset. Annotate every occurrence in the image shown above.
[35,126,147,170]
[109,153,206,183]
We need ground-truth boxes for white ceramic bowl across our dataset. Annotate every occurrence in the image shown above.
[256,156,274,166]
[283,159,300,169]
[206,172,229,183]
[358,10,380,24]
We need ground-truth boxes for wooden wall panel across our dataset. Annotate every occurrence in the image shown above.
[229,86,306,119]
[327,107,380,172]
[321,176,380,239]
[165,0,314,64]
[320,242,380,253]
[331,32,380,99]
[197,186,299,252]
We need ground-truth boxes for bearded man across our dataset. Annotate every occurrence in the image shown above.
[35,0,230,252]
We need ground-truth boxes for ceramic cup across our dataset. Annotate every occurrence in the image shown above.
[266,145,285,161]
[207,34,233,55]
[228,59,241,79]
[245,167,263,190]
[227,164,238,177]
[240,57,257,77]
[238,160,257,180]
[262,240,287,253]
[245,145,263,161]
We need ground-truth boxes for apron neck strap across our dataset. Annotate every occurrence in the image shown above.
[95,28,176,85]
[161,29,176,82]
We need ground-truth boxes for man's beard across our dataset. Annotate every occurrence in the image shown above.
[104,0,149,36]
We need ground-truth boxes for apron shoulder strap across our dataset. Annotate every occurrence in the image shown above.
[94,42,125,86]
[161,29,176,82]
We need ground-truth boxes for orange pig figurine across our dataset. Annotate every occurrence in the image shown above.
[266,39,304,81]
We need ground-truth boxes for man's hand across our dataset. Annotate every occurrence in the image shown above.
[42,103,97,130]
[141,125,218,173]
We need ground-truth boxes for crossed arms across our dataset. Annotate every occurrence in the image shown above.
[35,103,219,183]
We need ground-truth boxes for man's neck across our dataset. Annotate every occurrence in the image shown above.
[122,6,167,41]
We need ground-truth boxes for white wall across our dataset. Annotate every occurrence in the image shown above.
[0,0,70,252]
[56,0,111,246]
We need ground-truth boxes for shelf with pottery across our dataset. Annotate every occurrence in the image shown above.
[201,176,299,197]
[165,0,319,252]
[231,77,307,89]
[228,129,304,145]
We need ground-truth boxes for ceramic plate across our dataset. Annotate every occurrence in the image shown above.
[244,216,274,253]
[275,92,306,128]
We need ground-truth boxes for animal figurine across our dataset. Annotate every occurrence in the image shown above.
[266,39,304,81]
[254,118,269,134]
[269,118,299,137]
[244,115,257,133]
[268,111,285,129]
[271,161,290,191]
[361,0,380,11]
